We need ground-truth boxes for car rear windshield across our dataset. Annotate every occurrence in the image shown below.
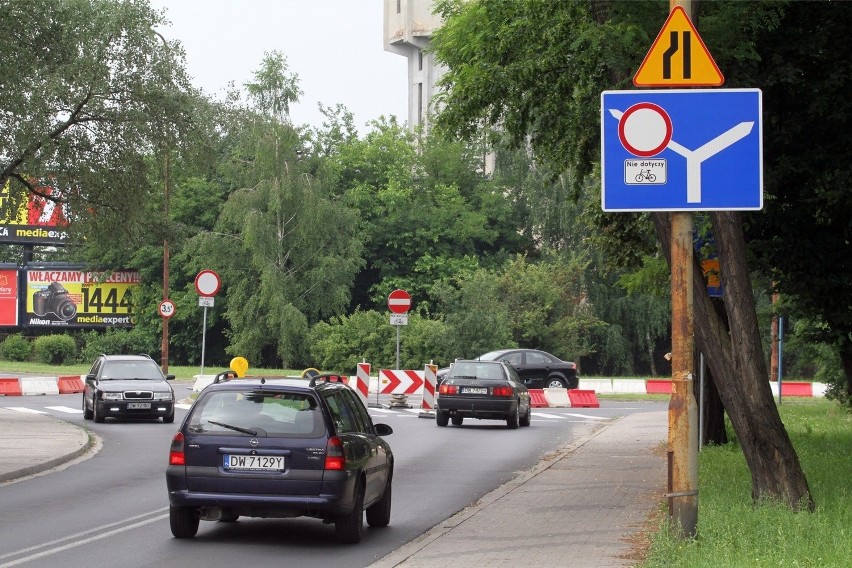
[449,362,504,381]
[188,391,325,438]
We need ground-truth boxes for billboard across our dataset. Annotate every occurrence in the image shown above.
[0,180,70,245]
[25,269,139,328]
[0,269,20,326]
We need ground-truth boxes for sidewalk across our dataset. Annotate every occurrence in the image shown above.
[0,408,93,483]
[370,410,668,568]
[0,406,668,567]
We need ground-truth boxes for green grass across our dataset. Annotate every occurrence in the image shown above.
[640,399,851,568]
[0,360,299,382]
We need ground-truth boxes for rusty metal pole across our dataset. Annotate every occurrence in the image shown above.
[666,0,698,537]
[668,211,698,537]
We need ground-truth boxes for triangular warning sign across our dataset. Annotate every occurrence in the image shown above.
[634,6,724,87]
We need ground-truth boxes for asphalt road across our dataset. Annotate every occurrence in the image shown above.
[0,385,665,568]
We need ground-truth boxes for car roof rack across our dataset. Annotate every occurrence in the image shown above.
[308,373,350,388]
[213,370,239,384]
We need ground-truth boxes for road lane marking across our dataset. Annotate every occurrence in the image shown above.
[0,508,168,567]
[45,406,81,414]
[1,407,47,414]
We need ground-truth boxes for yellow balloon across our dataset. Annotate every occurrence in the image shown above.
[230,356,249,378]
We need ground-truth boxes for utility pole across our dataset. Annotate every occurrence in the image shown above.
[667,0,699,538]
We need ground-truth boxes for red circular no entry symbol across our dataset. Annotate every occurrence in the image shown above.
[618,102,673,157]
[387,289,411,314]
[195,269,221,297]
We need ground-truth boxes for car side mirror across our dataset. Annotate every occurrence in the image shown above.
[86,374,96,381]
[166,374,176,381]
[374,423,393,436]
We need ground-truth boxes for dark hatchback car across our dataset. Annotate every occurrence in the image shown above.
[435,360,531,429]
[166,372,394,544]
[438,348,579,390]
[82,354,176,423]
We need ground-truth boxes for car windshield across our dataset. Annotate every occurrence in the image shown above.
[450,362,503,381]
[477,351,506,361]
[188,391,325,438]
[101,361,163,380]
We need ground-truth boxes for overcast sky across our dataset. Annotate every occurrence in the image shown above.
[148,0,409,132]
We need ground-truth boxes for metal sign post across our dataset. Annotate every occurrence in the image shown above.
[195,270,221,378]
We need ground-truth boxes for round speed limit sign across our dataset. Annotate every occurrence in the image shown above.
[158,300,176,319]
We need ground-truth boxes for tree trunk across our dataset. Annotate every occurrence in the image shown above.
[652,212,814,510]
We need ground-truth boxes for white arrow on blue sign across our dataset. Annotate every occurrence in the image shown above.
[601,88,762,212]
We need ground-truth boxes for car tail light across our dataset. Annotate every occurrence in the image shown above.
[492,386,513,397]
[439,384,458,395]
[169,432,185,466]
[568,362,577,370]
[324,436,345,470]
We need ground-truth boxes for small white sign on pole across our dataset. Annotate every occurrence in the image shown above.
[198,297,214,307]
[389,314,408,326]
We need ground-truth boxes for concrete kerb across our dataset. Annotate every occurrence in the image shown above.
[368,418,619,568]
[0,408,99,484]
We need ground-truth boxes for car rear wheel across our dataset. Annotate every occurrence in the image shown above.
[506,405,520,429]
[336,481,365,544]
[546,377,566,389]
[82,396,93,420]
[93,400,105,423]
[366,470,392,528]
[519,403,531,427]
[169,505,199,538]
[436,410,449,427]
[451,416,463,426]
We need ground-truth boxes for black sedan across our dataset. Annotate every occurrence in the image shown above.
[438,348,579,389]
[435,360,531,429]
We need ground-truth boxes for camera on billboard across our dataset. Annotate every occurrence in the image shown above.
[32,281,78,321]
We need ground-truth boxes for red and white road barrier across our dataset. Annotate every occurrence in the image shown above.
[352,362,371,406]
[420,364,437,413]
[379,369,425,395]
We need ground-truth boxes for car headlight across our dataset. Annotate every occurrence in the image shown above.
[102,392,124,401]
[153,392,173,401]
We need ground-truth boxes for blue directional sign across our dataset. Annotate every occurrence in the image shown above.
[601,89,762,212]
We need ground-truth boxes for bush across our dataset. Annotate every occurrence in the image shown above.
[32,334,77,364]
[0,334,32,361]
[79,328,159,363]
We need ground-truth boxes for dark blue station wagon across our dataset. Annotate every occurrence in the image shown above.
[165,372,394,544]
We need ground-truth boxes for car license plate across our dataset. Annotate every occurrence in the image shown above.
[224,455,284,472]
[127,402,151,409]
[461,387,488,394]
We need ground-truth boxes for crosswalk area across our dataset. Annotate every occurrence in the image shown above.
[2,403,608,422]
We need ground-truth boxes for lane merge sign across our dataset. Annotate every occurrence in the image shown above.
[601,88,762,212]
[634,5,724,87]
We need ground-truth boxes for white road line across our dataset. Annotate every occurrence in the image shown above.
[1,407,47,414]
[176,403,192,410]
[531,412,566,419]
[45,406,82,414]
[0,509,168,567]
[563,412,610,421]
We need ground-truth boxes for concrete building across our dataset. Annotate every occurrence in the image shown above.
[383,0,446,134]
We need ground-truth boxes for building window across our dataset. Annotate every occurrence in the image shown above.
[417,82,423,126]
[418,50,423,71]
[397,0,401,14]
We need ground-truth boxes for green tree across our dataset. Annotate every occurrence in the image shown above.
[0,0,198,250]
[431,0,814,510]
[191,53,363,367]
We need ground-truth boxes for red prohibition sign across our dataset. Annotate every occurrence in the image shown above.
[195,269,221,297]
[387,289,411,314]
[618,102,673,157]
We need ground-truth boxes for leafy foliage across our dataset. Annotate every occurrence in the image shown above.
[32,334,76,364]
[0,334,32,362]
